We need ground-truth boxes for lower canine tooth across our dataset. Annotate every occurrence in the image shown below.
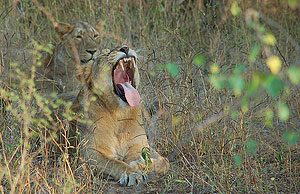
[132,58,136,68]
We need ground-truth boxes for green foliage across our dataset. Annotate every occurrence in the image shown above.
[210,63,219,74]
[166,63,180,78]
[266,56,282,74]
[264,108,274,127]
[233,154,243,167]
[209,74,226,90]
[277,102,290,121]
[283,131,299,146]
[228,75,245,96]
[288,0,300,8]
[158,63,180,78]
[208,64,246,96]
[0,39,78,193]
[193,54,206,67]
[264,75,284,98]
[249,44,260,63]
[245,140,258,155]
[287,66,300,85]
[262,33,277,45]
[141,147,152,175]
[231,1,241,16]
[231,110,239,119]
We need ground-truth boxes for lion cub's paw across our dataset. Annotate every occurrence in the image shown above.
[119,172,148,186]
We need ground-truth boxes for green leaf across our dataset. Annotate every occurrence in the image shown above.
[265,109,274,127]
[166,63,179,77]
[231,1,241,16]
[262,33,277,45]
[149,70,155,76]
[157,64,165,71]
[229,75,245,96]
[249,44,260,63]
[266,56,281,74]
[233,64,246,74]
[245,140,258,155]
[193,54,205,67]
[247,73,261,96]
[209,74,225,90]
[231,110,238,120]
[287,66,300,85]
[283,131,299,146]
[264,75,284,98]
[233,154,243,167]
[175,179,188,184]
[241,97,249,112]
[210,63,219,73]
[141,152,149,160]
[141,147,152,168]
[271,177,275,181]
[277,102,289,121]
[50,92,57,98]
[288,0,300,8]
[42,44,53,54]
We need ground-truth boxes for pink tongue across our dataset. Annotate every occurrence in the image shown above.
[118,82,140,107]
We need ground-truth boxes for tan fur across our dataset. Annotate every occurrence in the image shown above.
[74,47,169,186]
[37,21,101,95]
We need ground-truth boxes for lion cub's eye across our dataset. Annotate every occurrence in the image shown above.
[94,34,99,38]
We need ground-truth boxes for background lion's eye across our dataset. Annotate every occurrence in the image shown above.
[94,34,99,38]
[76,35,83,39]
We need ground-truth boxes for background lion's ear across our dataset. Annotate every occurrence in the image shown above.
[95,20,105,33]
[54,22,75,41]
[101,49,110,55]
[76,61,93,84]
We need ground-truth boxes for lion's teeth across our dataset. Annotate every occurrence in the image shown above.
[132,58,136,68]
[119,61,125,71]
[123,57,131,62]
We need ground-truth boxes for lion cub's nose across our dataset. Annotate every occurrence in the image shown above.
[87,50,96,55]
[119,46,129,55]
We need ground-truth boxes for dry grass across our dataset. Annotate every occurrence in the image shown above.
[0,0,300,193]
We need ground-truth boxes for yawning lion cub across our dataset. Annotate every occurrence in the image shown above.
[75,46,169,186]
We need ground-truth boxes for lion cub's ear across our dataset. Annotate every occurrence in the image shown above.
[54,22,75,41]
[76,61,93,84]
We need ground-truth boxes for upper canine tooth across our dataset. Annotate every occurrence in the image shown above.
[119,61,125,71]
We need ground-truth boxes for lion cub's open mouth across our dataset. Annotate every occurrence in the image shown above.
[113,56,140,107]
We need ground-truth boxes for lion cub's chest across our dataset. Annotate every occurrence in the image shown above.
[92,109,147,159]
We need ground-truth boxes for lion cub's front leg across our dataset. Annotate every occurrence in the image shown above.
[83,144,148,186]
